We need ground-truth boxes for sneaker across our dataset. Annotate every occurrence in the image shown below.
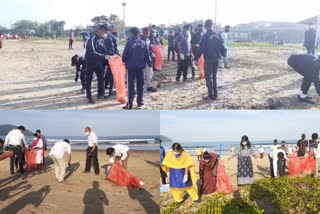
[137,104,145,110]
[87,99,95,105]
[297,95,315,104]
[147,87,157,92]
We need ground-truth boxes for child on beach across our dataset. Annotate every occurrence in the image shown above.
[161,143,200,204]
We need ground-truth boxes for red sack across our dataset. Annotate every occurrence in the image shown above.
[304,156,316,174]
[107,161,142,188]
[152,45,163,71]
[216,160,233,194]
[288,156,307,177]
[109,56,128,104]
[199,55,205,80]
[25,149,37,172]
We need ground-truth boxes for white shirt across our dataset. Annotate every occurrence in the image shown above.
[315,146,320,159]
[50,141,71,159]
[112,144,129,161]
[269,149,288,177]
[220,32,228,48]
[87,132,98,147]
[259,147,264,153]
[5,129,27,148]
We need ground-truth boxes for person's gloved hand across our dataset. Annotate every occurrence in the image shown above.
[180,54,185,60]
[105,55,111,60]
[183,174,189,183]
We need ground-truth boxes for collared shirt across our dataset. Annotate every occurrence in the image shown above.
[50,141,71,159]
[5,129,27,148]
[112,144,129,160]
[87,132,98,147]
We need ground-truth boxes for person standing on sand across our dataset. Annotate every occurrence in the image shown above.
[32,133,44,169]
[106,144,130,170]
[297,134,309,157]
[304,24,318,55]
[287,54,320,104]
[176,25,192,82]
[4,126,29,175]
[49,139,72,183]
[85,24,110,104]
[259,146,264,158]
[199,151,219,195]
[195,19,226,101]
[160,142,167,184]
[83,127,100,175]
[229,135,258,185]
[80,29,90,49]
[69,29,75,50]
[161,143,201,204]
[220,25,231,69]
[191,24,204,78]
[196,146,202,161]
[122,27,152,110]
[167,31,175,61]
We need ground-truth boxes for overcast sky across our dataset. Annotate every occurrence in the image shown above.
[1,0,319,29]
[161,111,320,142]
[0,111,159,137]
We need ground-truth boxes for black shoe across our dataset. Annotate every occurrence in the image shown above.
[202,96,217,101]
[147,87,157,92]
[88,99,95,104]
[183,78,188,82]
[176,78,180,83]
[298,95,315,104]
[122,104,133,110]
[224,66,231,69]
[109,91,116,96]
[137,104,145,109]
[97,95,108,100]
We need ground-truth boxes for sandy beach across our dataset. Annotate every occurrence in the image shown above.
[0,150,160,214]
[160,153,273,213]
[0,40,317,110]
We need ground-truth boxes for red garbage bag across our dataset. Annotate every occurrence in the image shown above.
[199,55,205,80]
[107,161,142,188]
[152,45,163,71]
[216,160,233,194]
[109,56,128,104]
[288,156,306,177]
[304,156,316,174]
[25,149,37,172]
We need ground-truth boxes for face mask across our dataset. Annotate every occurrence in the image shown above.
[34,138,37,141]
[173,151,180,155]
[242,141,247,146]
[205,160,210,163]
[102,33,108,39]
[85,132,90,136]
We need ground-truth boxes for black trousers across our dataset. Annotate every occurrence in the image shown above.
[76,69,86,90]
[269,156,274,178]
[69,39,73,50]
[105,62,114,95]
[204,59,219,97]
[168,47,175,61]
[160,167,167,184]
[301,75,320,95]
[128,69,144,107]
[277,159,286,177]
[9,145,24,174]
[85,147,100,174]
[176,55,191,80]
[306,45,315,55]
[86,64,106,99]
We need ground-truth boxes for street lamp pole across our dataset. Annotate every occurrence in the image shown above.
[214,0,217,30]
[122,2,127,38]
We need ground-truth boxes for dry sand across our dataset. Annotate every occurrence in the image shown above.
[1,40,318,110]
[160,154,272,213]
[0,150,160,214]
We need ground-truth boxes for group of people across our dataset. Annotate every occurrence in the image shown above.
[168,21,231,100]
[161,134,320,204]
[1,126,131,184]
[71,24,160,109]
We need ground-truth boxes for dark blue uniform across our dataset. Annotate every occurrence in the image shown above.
[75,56,87,90]
[85,35,108,100]
[304,28,317,55]
[288,54,320,96]
[122,36,152,108]
[195,29,225,98]
[104,34,119,96]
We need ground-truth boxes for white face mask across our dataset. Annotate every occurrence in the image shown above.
[33,138,37,141]
[173,151,180,155]
[242,141,247,146]
[205,160,210,163]
[85,132,90,136]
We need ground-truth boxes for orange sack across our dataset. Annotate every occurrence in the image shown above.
[25,149,37,172]
[216,160,233,194]
[107,161,142,188]
[199,55,205,80]
[108,56,128,104]
[288,156,315,177]
[152,45,164,71]
[304,156,316,174]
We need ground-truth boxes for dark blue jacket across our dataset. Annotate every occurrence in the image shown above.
[122,36,152,71]
[195,29,225,61]
[191,31,202,46]
[288,54,320,78]
[85,35,107,66]
[105,34,119,55]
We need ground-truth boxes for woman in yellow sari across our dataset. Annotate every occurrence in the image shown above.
[161,143,200,203]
